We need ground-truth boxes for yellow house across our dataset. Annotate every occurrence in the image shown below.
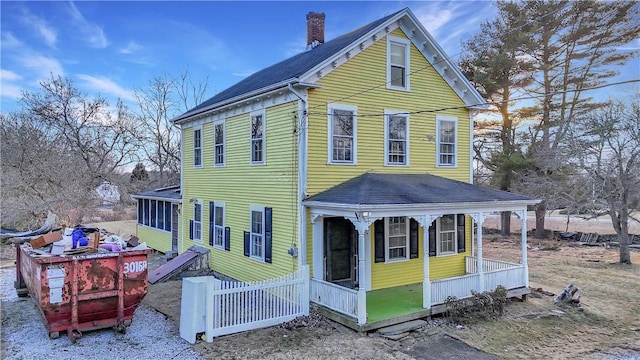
[163,8,537,330]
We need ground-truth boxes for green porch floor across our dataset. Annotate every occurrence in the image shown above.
[366,283,424,323]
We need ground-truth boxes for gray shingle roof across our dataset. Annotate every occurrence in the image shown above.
[304,173,534,205]
[131,186,181,201]
[175,9,404,121]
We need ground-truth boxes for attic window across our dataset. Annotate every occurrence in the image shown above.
[387,37,410,91]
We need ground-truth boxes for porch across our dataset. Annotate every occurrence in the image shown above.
[310,256,528,331]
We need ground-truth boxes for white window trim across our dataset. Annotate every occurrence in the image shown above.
[250,110,266,166]
[327,103,358,165]
[213,120,225,167]
[436,115,458,167]
[384,216,410,263]
[384,110,410,166]
[386,36,411,91]
[436,214,457,256]
[249,205,266,262]
[211,201,225,250]
[193,125,203,168]
[193,200,203,242]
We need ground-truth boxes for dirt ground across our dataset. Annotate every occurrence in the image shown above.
[3,216,639,359]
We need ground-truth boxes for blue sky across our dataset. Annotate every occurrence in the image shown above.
[1,1,637,114]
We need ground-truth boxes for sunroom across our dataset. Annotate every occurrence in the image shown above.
[302,173,539,330]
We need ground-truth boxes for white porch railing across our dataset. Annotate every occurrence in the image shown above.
[430,257,525,306]
[465,256,521,273]
[309,278,358,318]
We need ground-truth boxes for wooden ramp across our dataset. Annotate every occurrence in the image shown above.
[149,246,210,284]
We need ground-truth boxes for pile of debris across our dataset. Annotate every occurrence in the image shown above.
[5,212,146,257]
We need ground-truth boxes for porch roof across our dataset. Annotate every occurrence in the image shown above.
[303,173,536,207]
[131,185,181,202]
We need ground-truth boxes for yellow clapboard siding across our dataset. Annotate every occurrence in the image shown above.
[304,28,472,287]
[136,225,172,253]
[181,101,300,282]
[306,28,470,197]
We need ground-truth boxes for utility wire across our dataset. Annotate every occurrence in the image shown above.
[303,2,570,114]
[304,79,640,118]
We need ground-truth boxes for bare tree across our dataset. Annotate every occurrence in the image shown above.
[133,68,209,187]
[567,97,640,264]
[520,0,640,238]
[1,75,138,226]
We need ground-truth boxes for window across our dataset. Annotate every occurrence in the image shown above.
[209,202,225,248]
[164,202,171,231]
[250,208,264,258]
[250,111,265,164]
[385,111,409,165]
[328,104,357,164]
[193,126,202,167]
[386,217,409,261]
[142,199,149,226]
[214,120,225,166]
[437,116,457,166]
[137,199,172,232]
[192,201,202,241]
[437,214,456,255]
[150,200,157,228]
[157,201,165,230]
[387,37,410,90]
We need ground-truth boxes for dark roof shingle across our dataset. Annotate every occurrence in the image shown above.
[304,173,534,205]
[132,186,181,201]
[176,9,403,121]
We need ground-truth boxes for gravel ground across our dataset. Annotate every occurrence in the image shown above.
[0,266,203,360]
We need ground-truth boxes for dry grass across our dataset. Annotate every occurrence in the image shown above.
[454,239,640,359]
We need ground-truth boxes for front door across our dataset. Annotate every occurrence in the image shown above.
[324,217,357,289]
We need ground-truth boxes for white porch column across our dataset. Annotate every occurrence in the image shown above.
[414,215,436,309]
[354,221,369,325]
[423,223,430,309]
[472,213,486,292]
[311,213,324,280]
[521,210,529,287]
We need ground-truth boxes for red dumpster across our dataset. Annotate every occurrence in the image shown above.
[14,244,152,342]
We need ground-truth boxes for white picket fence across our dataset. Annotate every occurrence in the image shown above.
[181,265,309,342]
[309,278,358,318]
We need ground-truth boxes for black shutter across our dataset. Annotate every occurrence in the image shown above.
[224,226,231,251]
[428,220,437,256]
[457,214,466,253]
[374,219,385,263]
[189,220,194,240]
[410,218,419,259]
[243,231,250,257]
[209,202,215,246]
[264,207,272,263]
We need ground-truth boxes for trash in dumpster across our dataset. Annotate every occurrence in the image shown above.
[7,212,151,343]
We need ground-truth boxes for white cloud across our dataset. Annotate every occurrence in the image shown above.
[76,74,134,102]
[67,2,109,48]
[118,41,142,55]
[1,32,23,49]
[231,70,256,78]
[1,69,22,81]
[413,3,462,38]
[19,55,65,79]
[21,9,57,48]
[0,83,23,100]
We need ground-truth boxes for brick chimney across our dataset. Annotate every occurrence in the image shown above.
[306,12,325,50]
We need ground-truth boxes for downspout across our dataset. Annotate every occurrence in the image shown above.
[469,109,475,184]
[288,83,308,270]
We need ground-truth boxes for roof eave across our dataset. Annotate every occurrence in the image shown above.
[303,199,540,212]
[172,78,299,124]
